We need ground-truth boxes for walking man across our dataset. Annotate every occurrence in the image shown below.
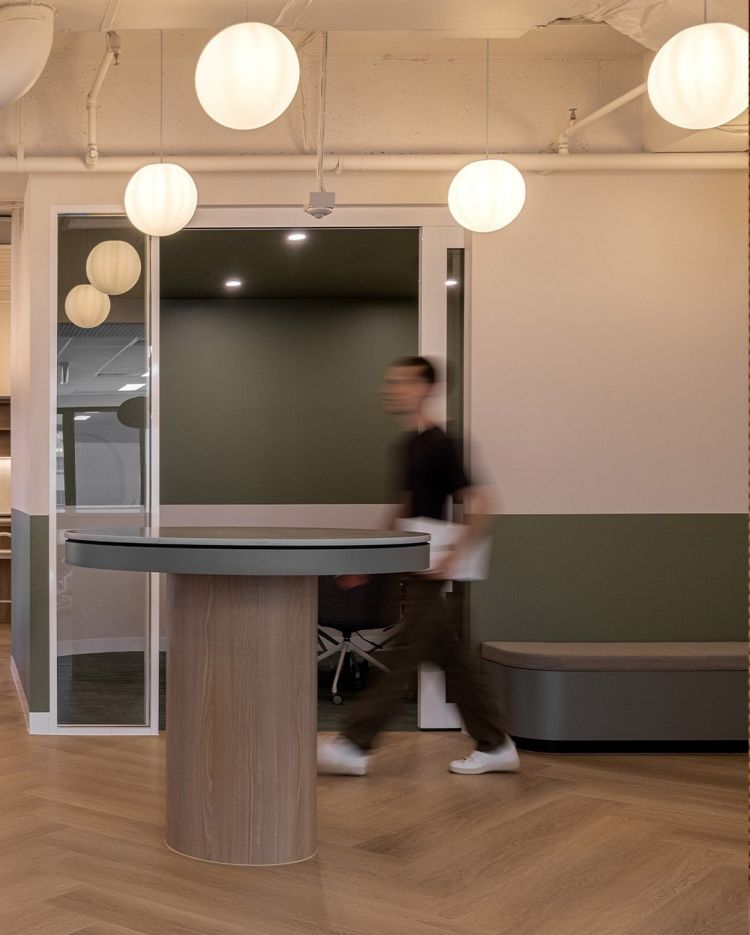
[318,356,519,776]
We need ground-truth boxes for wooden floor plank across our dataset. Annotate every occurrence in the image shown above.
[0,623,746,935]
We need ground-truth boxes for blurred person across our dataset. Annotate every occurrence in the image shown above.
[317,356,519,776]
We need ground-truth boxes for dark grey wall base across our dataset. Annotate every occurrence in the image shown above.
[11,510,49,712]
[511,738,748,754]
[483,661,747,744]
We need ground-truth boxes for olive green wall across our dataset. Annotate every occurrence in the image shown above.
[471,514,747,649]
[160,298,417,505]
[11,510,49,712]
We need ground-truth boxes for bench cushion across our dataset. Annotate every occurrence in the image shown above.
[480,641,748,672]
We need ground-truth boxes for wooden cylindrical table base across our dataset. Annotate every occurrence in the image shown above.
[166,574,318,866]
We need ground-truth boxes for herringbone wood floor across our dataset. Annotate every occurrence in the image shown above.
[0,624,746,935]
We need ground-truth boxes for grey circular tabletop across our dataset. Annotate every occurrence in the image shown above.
[64,526,430,576]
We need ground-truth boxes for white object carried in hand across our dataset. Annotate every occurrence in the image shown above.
[396,517,491,581]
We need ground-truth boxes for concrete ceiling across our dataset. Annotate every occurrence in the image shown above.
[45,1,749,47]
[49,1,624,37]
[57,325,148,405]
[2,3,745,166]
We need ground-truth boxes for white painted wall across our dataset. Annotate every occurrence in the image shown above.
[469,170,748,515]
[0,301,9,398]
[10,162,748,715]
[0,244,10,397]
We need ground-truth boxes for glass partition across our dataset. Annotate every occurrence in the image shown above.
[56,216,152,727]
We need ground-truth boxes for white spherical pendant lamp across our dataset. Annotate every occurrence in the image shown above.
[448,159,526,233]
[124,163,198,237]
[647,23,749,130]
[65,285,111,329]
[86,240,142,295]
[195,22,300,130]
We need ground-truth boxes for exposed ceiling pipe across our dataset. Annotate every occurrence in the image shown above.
[557,82,647,153]
[2,152,744,174]
[85,31,122,169]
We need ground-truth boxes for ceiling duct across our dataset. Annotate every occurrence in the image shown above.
[0,3,55,108]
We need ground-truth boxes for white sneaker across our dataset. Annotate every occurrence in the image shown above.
[449,736,520,775]
[317,736,369,776]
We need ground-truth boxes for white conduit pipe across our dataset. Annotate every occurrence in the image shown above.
[1,152,744,174]
[557,82,648,154]
[85,31,121,168]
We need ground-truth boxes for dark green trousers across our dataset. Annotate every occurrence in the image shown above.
[343,577,507,753]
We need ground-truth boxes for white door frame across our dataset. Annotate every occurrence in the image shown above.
[184,207,465,730]
[48,204,465,734]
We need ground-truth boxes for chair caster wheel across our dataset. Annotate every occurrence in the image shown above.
[332,694,343,705]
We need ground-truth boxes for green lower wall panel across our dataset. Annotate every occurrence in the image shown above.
[11,510,50,712]
[471,514,747,648]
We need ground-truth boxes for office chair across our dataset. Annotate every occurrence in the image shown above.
[317,575,402,705]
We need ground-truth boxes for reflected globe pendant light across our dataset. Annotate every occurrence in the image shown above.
[124,32,198,237]
[647,16,749,130]
[195,22,300,130]
[86,240,142,295]
[448,40,526,233]
[65,284,111,328]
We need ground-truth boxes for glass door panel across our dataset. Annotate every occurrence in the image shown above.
[56,216,152,727]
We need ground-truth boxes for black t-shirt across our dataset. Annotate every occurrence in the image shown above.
[398,425,470,520]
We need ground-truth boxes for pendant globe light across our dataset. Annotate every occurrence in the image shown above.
[86,240,142,295]
[195,22,300,130]
[647,10,748,131]
[124,32,198,237]
[65,284,111,329]
[448,40,526,233]
[125,163,197,238]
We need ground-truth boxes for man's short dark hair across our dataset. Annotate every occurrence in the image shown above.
[392,355,437,385]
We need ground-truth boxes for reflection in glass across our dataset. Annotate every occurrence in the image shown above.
[56,216,152,727]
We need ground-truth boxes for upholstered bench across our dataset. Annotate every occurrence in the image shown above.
[480,642,748,751]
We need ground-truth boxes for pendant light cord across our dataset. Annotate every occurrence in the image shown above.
[485,38,489,159]
[316,31,328,193]
[159,30,164,163]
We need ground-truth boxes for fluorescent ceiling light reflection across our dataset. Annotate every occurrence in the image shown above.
[445,279,459,287]
[119,383,145,392]
[287,232,307,242]
[74,414,91,421]
[225,278,242,287]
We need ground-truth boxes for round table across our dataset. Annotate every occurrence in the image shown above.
[64,526,429,866]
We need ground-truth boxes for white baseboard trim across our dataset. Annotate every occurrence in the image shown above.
[10,656,52,734]
[28,711,53,734]
[57,637,167,657]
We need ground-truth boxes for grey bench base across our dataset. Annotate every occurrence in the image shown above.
[481,642,747,752]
